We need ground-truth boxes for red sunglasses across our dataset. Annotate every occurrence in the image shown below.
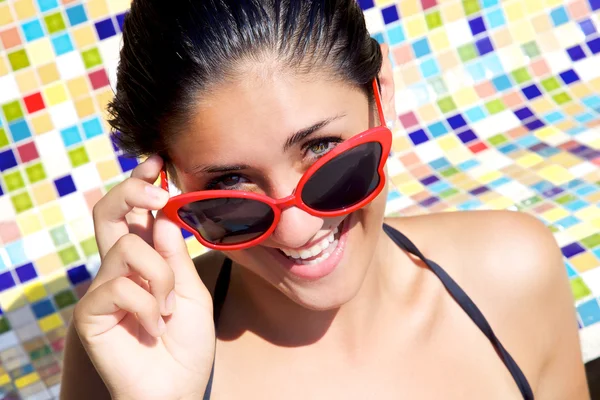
[161,79,392,250]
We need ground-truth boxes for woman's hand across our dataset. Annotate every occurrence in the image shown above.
[72,156,215,400]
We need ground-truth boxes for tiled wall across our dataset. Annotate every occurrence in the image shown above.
[0,0,599,398]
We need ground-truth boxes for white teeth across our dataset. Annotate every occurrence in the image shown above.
[327,232,334,243]
[289,250,300,259]
[320,240,330,251]
[299,249,312,259]
[333,227,338,235]
[279,221,343,263]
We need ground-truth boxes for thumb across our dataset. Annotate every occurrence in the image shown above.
[153,210,204,295]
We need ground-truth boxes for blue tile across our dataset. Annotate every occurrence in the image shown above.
[21,19,45,42]
[429,157,450,170]
[82,117,103,139]
[491,74,512,91]
[594,248,600,260]
[525,119,544,131]
[31,299,55,319]
[387,24,405,45]
[36,0,58,12]
[567,45,586,62]
[543,111,565,123]
[590,0,600,10]
[567,126,586,136]
[514,107,534,120]
[387,190,401,201]
[381,5,399,24]
[466,61,486,82]
[488,176,511,188]
[457,198,483,211]
[447,114,467,130]
[469,16,486,35]
[522,84,543,100]
[65,4,87,26]
[565,261,578,278]
[587,37,600,54]
[427,122,448,137]
[51,33,74,56]
[15,263,37,283]
[555,216,581,230]
[8,121,32,143]
[564,199,588,212]
[481,53,503,75]
[372,32,385,45]
[95,18,117,40]
[579,19,597,36]
[458,159,479,171]
[582,95,600,108]
[408,129,429,145]
[60,126,82,147]
[550,6,569,26]
[5,241,26,265]
[0,183,3,197]
[0,149,18,172]
[429,181,451,194]
[458,129,477,144]
[419,58,439,78]
[559,69,580,85]
[67,264,91,285]
[412,38,431,58]
[54,175,76,197]
[499,143,518,154]
[577,299,600,327]
[118,156,138,172]
[0,271,15,292]
[464,106,486,123]
[575,113,595,123]
[575,185,598,196]
[115,12,127,31]
[485,8,505,29]
[182,228,193,239]
[482,0,499,7]
[562,242,586,258]
[475,37,494,55]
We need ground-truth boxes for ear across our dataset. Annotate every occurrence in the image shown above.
[378,43,397,127]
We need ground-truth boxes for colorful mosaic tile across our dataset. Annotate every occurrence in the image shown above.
[0,0,599,398]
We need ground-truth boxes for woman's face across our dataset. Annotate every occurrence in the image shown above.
[169,66,395,311]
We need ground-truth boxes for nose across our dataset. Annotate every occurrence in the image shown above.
[268,202,323,249]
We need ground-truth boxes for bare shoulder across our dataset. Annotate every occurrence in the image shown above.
[193,250,228,298]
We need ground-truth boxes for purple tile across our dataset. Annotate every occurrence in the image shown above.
[542,186,564,198]
[470,186,490,196]
[15,263,37,283]
[0,271,16,291]
[421,175,440,185]
[562,242,586,258]
[420,196,440,207]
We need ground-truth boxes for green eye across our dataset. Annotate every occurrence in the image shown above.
[309,142,329,155]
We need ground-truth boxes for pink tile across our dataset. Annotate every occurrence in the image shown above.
[501,91,524,108]
[0,221,21,243]
[398,111,419,129]
[530,59,550,77]
[567,0,589,19]
[84,189,103,212]
[421,0,438,10]
[392,44,413,66]
[474,81,496,98]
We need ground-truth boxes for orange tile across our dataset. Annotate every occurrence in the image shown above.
[531,14,552,32]
[568,0,590,19]
[83,188,103,212]
[530,59,550,77]
[0,27,22,49]
[501,91,524,108]
[37,63,60,85]
[401,65,421,85]
[36,253,63,275]
[16,70,39,94]
[392,44,413,66]
[474,82,495,98]
[399,152,420,168]
[437,51,459,70]
[491,28,513,49]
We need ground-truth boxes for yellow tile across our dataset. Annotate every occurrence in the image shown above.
[13,0,36,19]
[487,196,515,210]
[0,288,27,312]
[43,82,69,106]
[31,113,53,135]
[16,211,43,235]
[40,203,64,227]
[39,313,64,333]
[32,181,57,205]
[509,20,536,43]
[545,0,563,6]
[97,159,120,181]
[429,30,451,52]
[107,0,130,13]
[534,126,560,140]
[476,171,503,184]
[23,281,48,303]
[0,4,13,26]
[542,207,570,223]
[37,254,63,277]
[588,77,600,92]
[576,206,600,222]
[504,1,526,22]
[14,372,40,389]
[441,2,464,23]
[391,135,411,153]
[398,181,424,196]
[404,16,427,38]
[454,87,478,108]
[16,70,39,94]
[186,237,207,259]
[437,135,461,151]
[86,136,113,161]
[0,56,8,76]
[516,153,544,168]
[417,103,439,121]
[86,0,110,19]
[72,25,96,49]
[37,63,60,85]
[398,0,420,17]
[570,83,592,99]
[95,88,114,115]
[0,374,10,387]
[446,148,471,164]
[530,98,554,114]
[571,252,599,273]
[524,0,546,13]
[75,96,96,118]
[67,76,90,99]
[563,103,585,115]
[538,165,574,185]
[566,223,599,241]
[27,39,54,67]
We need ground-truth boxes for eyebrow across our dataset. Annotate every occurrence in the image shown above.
[187,114,346,175]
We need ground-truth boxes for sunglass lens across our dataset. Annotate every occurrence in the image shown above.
[301,142,382,211]
[177,198,275,245]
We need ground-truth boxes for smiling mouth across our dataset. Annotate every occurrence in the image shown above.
[276,219,345,265]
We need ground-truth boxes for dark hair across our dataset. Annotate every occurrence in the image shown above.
[108,0,383,159]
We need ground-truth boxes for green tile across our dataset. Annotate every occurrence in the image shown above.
[30,345,52,361]
[7,49,30,71]
[0,127,8,148]
[457,43,477,62]
[440,167,459,178]
[570,277,592,300]
[3,170,25,191]
[520,196,542,208]
[0,317,10,334]
[11,192,33,213]
[428,77,448,95]
[511,67,532,84]
[80,237,98,257]
[2,100,24,122]
[104,181,119,192]
[439,188,459,199]
[488,134,508,146]
[44,12,66,34]
[50,226,69,247]
[552,92,572,105]
[462,0,481,16]
[68,146,90,167]
[58,246,80,266]
[555,193,577,205]
[522,41,540,58]
[437,97,457,113]
[81,48,102,69]
[425,11,443,30]
[548,225,560,233]
[581,233,600,249]
[485,99,505,114]
[541,77,561,92]
[54,290,77,309]
[25,163,46,183]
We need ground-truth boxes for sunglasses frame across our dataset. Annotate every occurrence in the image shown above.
[161,79,392,250]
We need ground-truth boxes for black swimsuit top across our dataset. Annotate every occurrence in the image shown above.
[203,223,534,399]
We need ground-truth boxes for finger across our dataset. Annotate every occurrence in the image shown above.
[74,276,165,338]
[90,234,175,316]
[93,174,168,259]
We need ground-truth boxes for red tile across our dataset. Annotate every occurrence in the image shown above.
[23,92,46,114]
[421,0,438,10]
[88,69,110,90]
[398,112,419,129]
[469,141,488,153]
[17,141,39,163]
[559,140,579,150]
[0,221,21,243]
[0,27,22,50]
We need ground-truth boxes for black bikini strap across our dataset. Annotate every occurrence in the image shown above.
[382,223,534,400]
[203,257,232,400]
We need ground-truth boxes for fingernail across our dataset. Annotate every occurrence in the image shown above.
[165,290,176,315]
[157,316,166,336]
[145,184,167,200]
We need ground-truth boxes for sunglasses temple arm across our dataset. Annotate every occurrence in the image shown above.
[372,79,386,127]
[160,169,170,192]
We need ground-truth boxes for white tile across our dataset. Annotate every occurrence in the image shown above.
[55,52,86,80]
[35,131,71,179]
[23,230,55,260]
[413,141,443,163]
[69,215,95,240]
[385,157,405,176]
[497,47,527,71]
[49,384,61,398]
[582,268,600,297]
[445,20,473,47]
[59,192,88,222]
[544,51,574,75]
[495,181,534,202]
[71,163,102,192]
[16,321,43,342]
[0,196,16,222]
[48,101,78,130]
[569,162,597,178]
[363,7,385,33]
[574,56,600,82]
[0,74,19,103]
[555,24,585,49]
[472,111,521,138]
[385,196,415,215]
[6,306,36,328]
[0,331,20,352]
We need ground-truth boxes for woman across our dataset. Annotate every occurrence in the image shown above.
[60,1,589,399]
